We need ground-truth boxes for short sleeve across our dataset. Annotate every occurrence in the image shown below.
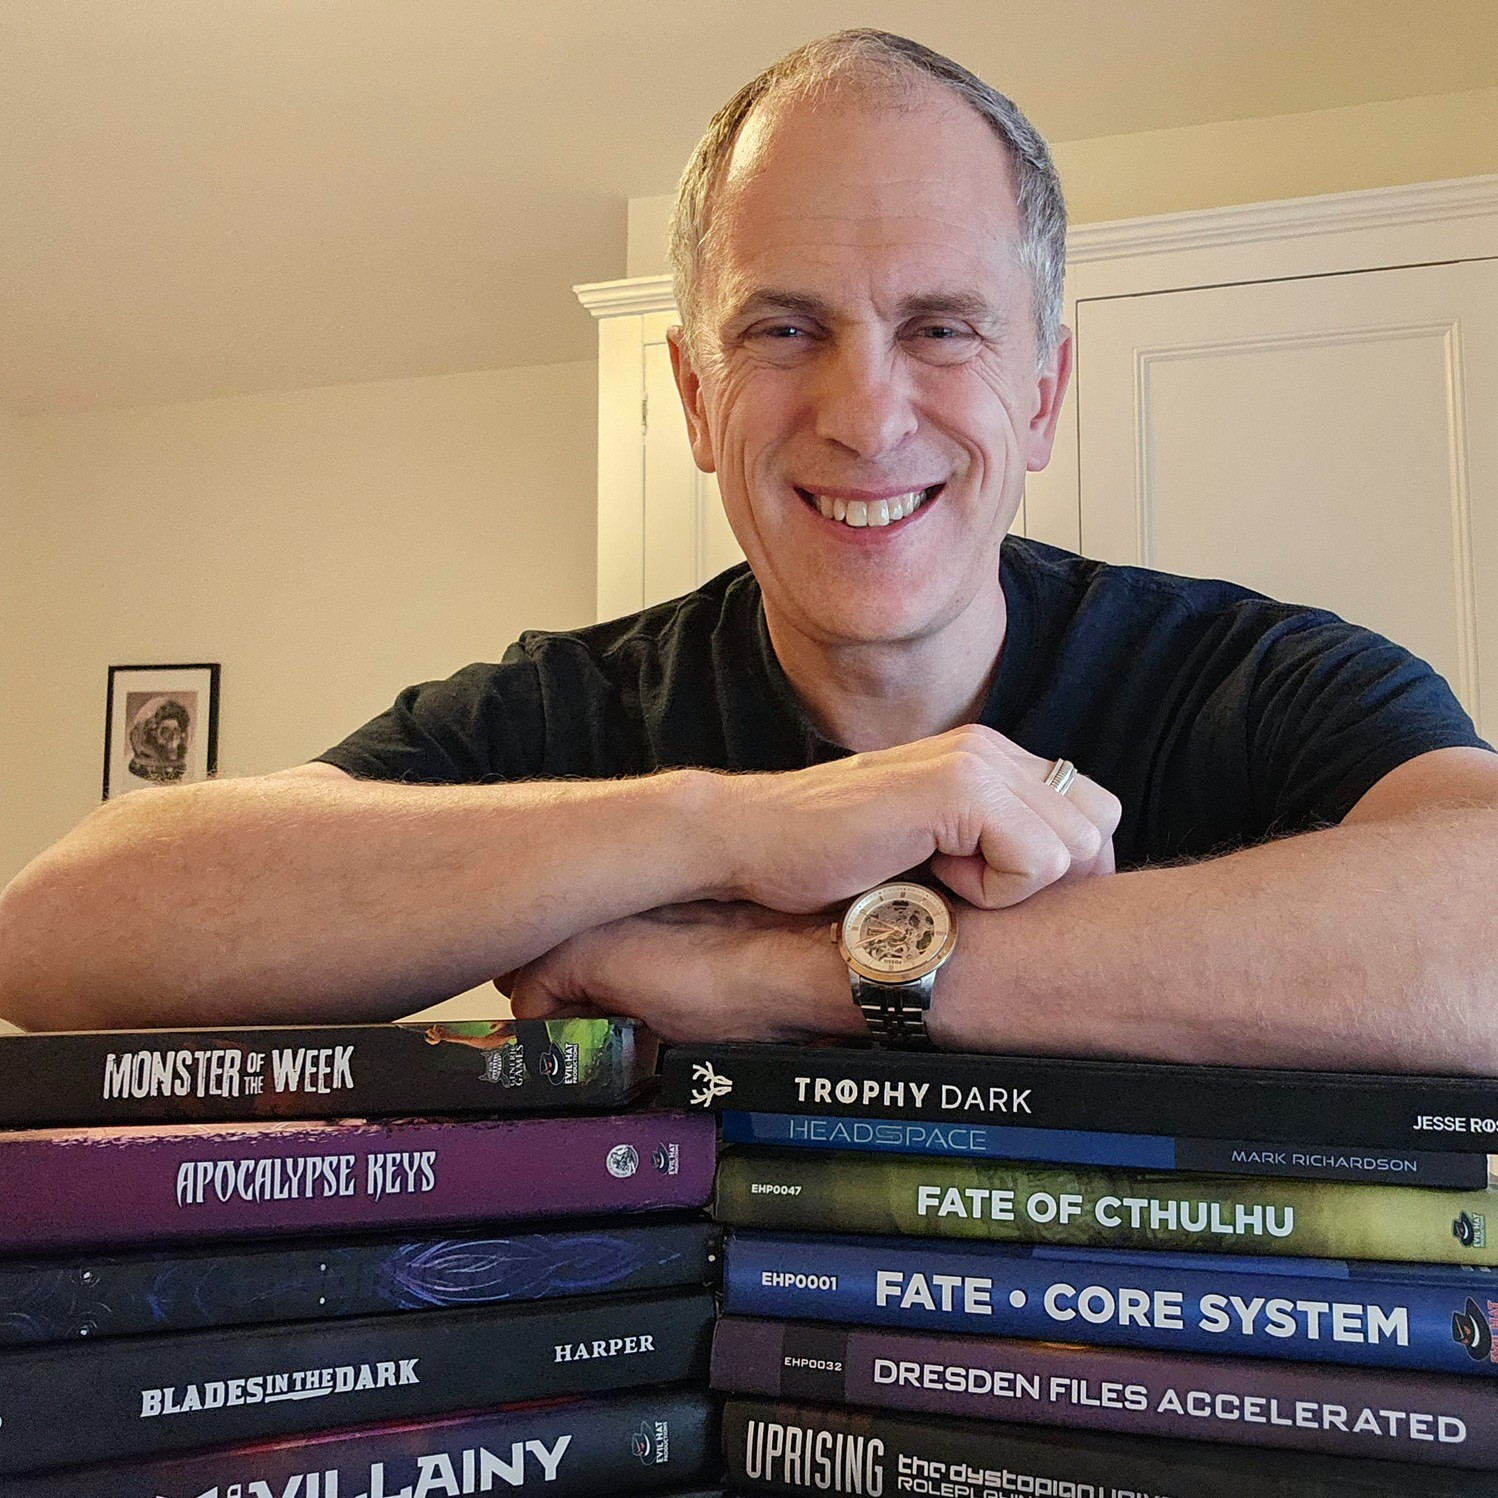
[314,646,547,784]
[1246,614,1489,832]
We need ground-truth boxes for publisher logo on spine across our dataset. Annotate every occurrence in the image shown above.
[482,1041,528,1087]
[606,1144,639,1178]
[689,1061,733,1107]
[652,1142,680,1175]
[1453,1211,1488,1248]
[1451,1296,1498,1363]
[631,1419,670,1463]
[538,1041,579,1084]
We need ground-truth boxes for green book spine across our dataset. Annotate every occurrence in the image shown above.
[714,1149,1498,1264]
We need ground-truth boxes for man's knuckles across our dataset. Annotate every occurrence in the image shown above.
[977,863,1057,908]
[1097,785,1124,836]
[939,722,1007,754]
[1066,775,1122,835]
[982,817,1072,886]
[1064,811,1106,861]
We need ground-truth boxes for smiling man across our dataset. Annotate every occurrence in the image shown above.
[2,31,1496,1069]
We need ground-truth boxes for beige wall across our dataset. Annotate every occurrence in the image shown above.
[0,410,24,899]
[1053,86,1498,224]
[2,361,597,890]
[626,85,1498,275]
[0,408,21,602]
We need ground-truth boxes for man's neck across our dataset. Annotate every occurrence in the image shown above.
[765,583,1008,752]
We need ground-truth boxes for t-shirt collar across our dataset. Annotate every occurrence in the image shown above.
[745,542,1032,757]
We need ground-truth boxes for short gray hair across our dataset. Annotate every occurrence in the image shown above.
[667,29,1067,364]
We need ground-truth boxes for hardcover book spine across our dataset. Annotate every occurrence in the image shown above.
[714,1148,1498,1265]
[711,1316,1498,1469]
[0,1111,716,1253]
[661,1043,1498,1154]
[720,1109,1491,1188]
[0,1217,721,1347]
[8,1387,719,1498]
[723,1230,1498,1377]
[0,1289,715,1476]
[722,1395,1496,1498]
[0,1018,657,1126]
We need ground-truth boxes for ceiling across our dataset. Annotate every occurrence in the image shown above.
[3,1,1497,414]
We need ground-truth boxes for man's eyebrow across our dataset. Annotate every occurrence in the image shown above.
[722,289,1003,327]
[724,290,835,325]
[899,291,1002,325]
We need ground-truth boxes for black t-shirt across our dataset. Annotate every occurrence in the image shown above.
[317,538,1488,870]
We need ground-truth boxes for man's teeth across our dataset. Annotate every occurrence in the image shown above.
[813,490,929,527]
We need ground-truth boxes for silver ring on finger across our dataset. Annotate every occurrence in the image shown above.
[1043,757,1078,797]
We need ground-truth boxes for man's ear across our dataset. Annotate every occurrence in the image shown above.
[1025,324,1074,473]
[667,325,718,474]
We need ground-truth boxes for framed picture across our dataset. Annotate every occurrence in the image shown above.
[103,663,220,800]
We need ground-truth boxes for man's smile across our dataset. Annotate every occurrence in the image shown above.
[793,482,945,529]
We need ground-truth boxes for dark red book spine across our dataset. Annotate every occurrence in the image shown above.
[711,1316,1498,1469]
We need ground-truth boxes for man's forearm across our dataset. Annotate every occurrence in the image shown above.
[0,769,726,1031]
[0,723,1126,1034]
[928,808,1498,1073]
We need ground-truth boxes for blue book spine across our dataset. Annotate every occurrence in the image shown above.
[718,1111,1490,1188]
[723,1230,1498,1377]
[721,1109,1174,1168]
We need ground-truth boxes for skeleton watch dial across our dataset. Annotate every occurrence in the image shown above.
[839,882,956,982]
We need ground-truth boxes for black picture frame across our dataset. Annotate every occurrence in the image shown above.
[102,662,221,800]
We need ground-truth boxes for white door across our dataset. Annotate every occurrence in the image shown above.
[643,326,743,605]
[1076,258,1498,734]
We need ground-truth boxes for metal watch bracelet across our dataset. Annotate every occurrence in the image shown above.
[852,971,937,1049]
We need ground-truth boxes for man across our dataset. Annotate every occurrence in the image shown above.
[1,32,1495,1069]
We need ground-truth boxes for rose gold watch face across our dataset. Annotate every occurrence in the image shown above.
[840,882,955,982]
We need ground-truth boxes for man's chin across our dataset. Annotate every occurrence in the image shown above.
[784,594,954,650]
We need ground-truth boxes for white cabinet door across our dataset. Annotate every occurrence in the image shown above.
[643,330,742,604]
[1076,258,1498,733]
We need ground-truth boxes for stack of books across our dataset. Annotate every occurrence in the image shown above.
[660,1043,1498,1496]
[0,1017,726,1496]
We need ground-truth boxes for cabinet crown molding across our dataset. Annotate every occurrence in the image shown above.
[575,276,676,318]
[1069,173,1498,262]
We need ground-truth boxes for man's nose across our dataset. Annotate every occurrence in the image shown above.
[811,336,918,460]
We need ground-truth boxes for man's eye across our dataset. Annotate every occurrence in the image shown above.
[758,324,808,339]
[905,323,980,362]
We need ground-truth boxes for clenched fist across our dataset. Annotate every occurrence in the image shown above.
[711,723,1119,912]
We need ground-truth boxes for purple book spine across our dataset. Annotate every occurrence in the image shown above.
[0,1112,715,1251]
[711,1317,1498,1470]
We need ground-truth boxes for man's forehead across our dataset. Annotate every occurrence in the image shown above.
[707,199,1026,329]
[702,82,1023,308]
[718,79,1016,219]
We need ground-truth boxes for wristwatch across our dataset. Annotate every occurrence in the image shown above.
[837,881,957,1049]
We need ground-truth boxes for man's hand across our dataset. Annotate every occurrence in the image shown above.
[504,901,862,1044]
[503,726,1123,1046]
[716,724,1119,913]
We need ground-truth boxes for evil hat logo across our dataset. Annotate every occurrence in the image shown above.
[1451,1296,1496,1362]
[1453,1211,1487,1248]
[630,1418,668,1463]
